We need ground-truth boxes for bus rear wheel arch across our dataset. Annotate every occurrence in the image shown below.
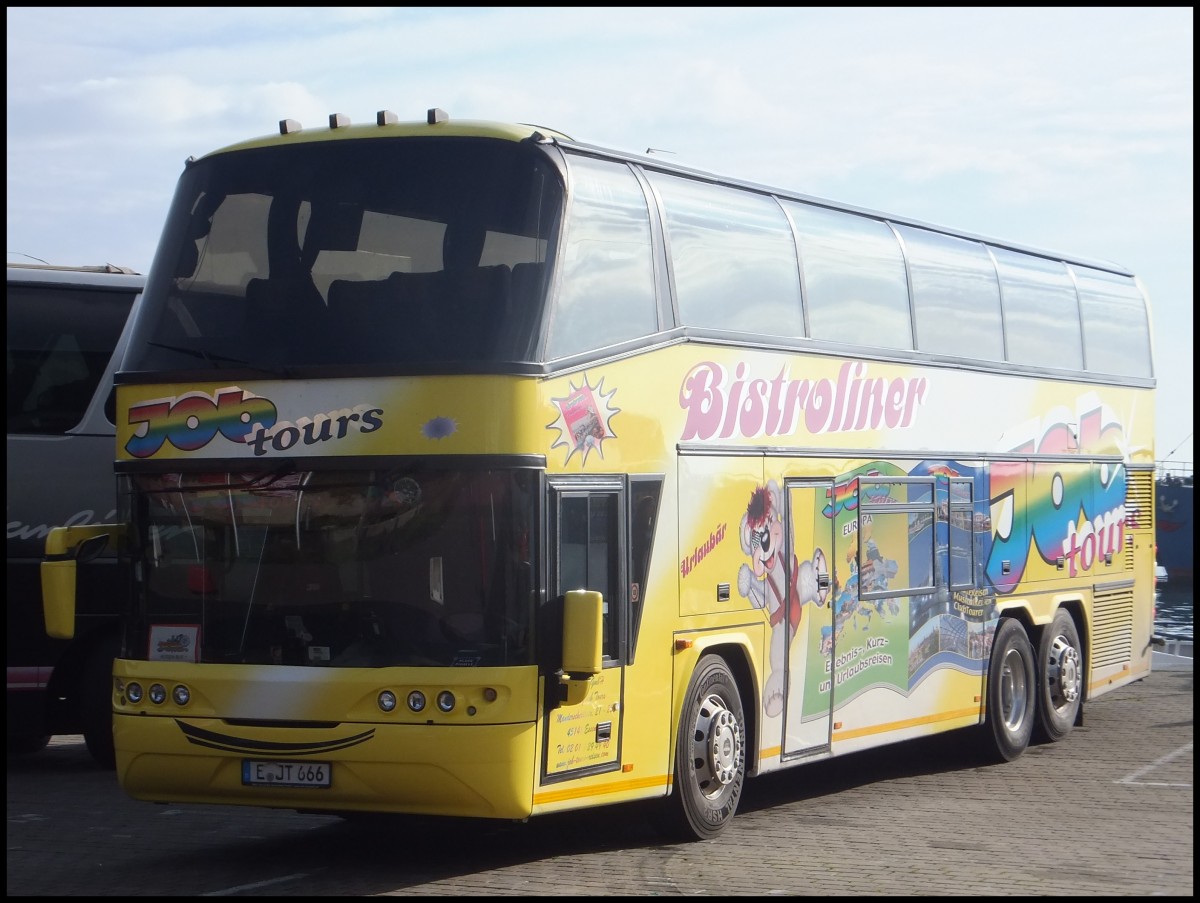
[661,653,747,841]
[1033,607,1084,743]
[978,617,1036,763]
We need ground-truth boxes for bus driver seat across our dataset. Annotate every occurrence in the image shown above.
[435,219,511,360]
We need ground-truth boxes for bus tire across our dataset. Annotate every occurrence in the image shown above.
[81,640,118,770]
[1033,608,1083,744]
[979,618,1036,763]
[662,654,746,841]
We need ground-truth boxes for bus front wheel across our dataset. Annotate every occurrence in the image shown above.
[81,639,118,770]
[979,618,1036,763]
[1033,608,1083,743]
[662,654,746,841]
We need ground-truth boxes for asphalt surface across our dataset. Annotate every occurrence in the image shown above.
[7,654,1193,897]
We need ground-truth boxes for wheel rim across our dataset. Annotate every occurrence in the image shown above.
[1046,634,1082,710]
[690,693,744,798]
[999,646,1030,733]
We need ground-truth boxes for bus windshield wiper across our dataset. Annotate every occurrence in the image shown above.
[145,341,292,378]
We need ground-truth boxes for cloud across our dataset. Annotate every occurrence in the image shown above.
[5,6,1192,459]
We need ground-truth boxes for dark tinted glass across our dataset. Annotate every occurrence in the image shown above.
[128,137,563,371]
[7,284,134,434]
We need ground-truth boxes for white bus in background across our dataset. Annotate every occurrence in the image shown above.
[7,262,144,767]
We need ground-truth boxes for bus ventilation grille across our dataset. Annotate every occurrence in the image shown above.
[1125,469,1155,533]
[1092,585,1134,669]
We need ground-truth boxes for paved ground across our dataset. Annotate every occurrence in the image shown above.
[7,654,1193,896]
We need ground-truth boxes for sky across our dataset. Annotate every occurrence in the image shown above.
[6,7,1194,466]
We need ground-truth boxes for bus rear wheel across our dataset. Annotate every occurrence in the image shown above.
[662,655,746,841]
[978,618,1035,763]
[1033,609,1083,743]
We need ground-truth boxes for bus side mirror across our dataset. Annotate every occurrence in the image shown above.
[42,524,124,640]
[560,589,603,706]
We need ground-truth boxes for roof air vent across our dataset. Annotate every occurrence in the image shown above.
[377,110,398,126]
[329,113,350,129]
[279,119,302,135]
[427,108,448,125]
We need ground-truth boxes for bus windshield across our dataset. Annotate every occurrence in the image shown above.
[126,137,562,372]
[124,467,538,668]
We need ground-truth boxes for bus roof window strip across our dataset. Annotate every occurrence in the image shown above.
[783,201,912,350]
[896,225,1005,362]
[990,248,1083,371]
[649,170,804,338]
[1071,265,1154,379]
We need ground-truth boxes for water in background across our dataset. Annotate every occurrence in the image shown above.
[1154,583,1193,642]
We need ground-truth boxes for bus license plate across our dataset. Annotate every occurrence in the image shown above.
[242,760,331,788]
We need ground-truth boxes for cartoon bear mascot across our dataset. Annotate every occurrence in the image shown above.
[738,480,828,716]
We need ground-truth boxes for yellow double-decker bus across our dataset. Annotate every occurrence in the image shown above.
[43,108,1158,840]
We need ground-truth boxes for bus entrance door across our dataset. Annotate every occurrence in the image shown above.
[782,481,835,758]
